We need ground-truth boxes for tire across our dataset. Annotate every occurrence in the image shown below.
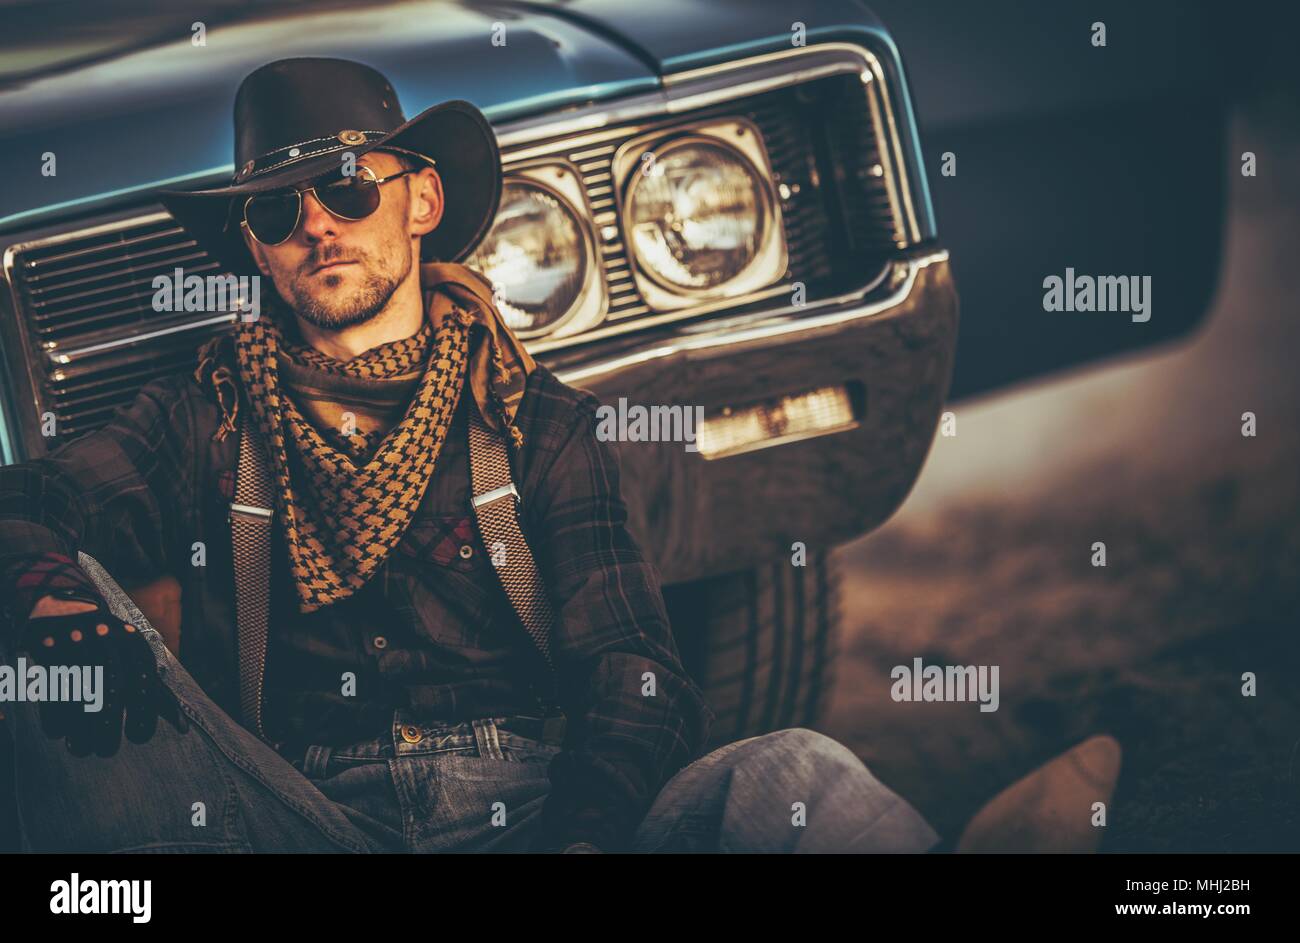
[664,549,842,749]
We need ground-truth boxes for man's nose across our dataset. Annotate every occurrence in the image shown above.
[298,190,339,241]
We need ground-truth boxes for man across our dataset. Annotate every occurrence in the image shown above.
[0,58,1119,853]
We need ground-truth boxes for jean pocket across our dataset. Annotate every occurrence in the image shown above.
[433,754,554,781]
[496,730,561,766]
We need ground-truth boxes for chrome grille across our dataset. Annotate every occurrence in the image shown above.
[15,215,221,346]
[567,141,646,320]
[4,213,239,443]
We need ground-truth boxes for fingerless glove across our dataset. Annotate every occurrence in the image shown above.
[4,551,188,756]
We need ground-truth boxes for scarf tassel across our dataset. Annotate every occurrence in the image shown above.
[195,338,240,442]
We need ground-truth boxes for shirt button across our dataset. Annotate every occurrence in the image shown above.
[372,636,388,650]
[459,544,474,559]
[401,724,422,744]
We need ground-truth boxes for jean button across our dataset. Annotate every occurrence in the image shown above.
[459,544,474,559]
[401,724,422,744]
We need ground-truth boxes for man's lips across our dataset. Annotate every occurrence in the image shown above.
[309,259,358,274]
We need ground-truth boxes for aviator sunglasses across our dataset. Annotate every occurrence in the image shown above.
[239,150,436,246]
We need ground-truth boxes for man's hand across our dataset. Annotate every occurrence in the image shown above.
[19,590,189,757]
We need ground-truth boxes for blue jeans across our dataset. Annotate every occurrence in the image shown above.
[4,556,940,853]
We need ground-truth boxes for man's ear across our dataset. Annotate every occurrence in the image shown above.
[408,166,445,239]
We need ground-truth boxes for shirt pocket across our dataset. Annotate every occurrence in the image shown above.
[395,514,497,649]
[399,514,483,574]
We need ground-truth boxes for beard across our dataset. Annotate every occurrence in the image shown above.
[282,242,412,330]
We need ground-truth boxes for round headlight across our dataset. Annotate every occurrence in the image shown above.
[624,139,768,292]
[468,181,587,336]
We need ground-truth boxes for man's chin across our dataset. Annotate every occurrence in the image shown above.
[287,276,395,330]
[291,293,388,330]
[295,305,384,331]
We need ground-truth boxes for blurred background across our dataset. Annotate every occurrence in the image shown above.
[823,2,1299,851]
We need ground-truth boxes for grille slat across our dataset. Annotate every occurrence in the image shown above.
[570,145,616,162]
[25,238,204,288]
[29,254,215,308]
[41,310,201,350]
[27,258,218,319]
[20,220,182,270]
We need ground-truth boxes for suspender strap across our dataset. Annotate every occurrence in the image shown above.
[467,409,560,700]
[230,418,275,741]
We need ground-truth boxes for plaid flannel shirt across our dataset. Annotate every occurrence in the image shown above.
[0,334,713,852]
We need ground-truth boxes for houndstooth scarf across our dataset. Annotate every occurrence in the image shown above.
[201,262,536,614]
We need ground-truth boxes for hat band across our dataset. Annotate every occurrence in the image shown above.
[235,129,391,184]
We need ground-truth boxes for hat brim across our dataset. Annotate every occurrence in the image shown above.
[157,99,501,276]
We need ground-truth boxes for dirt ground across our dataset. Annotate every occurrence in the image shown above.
[821,101,1300,852]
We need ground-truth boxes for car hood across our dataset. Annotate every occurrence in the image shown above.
[0,0,889,231]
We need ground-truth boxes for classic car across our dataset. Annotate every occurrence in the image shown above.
[0,0,1222,848]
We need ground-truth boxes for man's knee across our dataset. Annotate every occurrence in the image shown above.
[732,727,864,777]
[719,728,938,852]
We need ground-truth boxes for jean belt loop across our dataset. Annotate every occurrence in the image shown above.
[541,712,567,746]
[301,744,333,778]
[471,718,504,759]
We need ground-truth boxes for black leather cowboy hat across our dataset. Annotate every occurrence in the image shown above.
[158,57,501,276]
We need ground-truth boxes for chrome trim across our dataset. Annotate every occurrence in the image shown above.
[527,279,796,354]
[48,313,234,366]
[663,42,920,246]
[229,502,273,521]
[5,210,174,256]
[1,242,41,447]
[861,60,917,245]
[472,482,519,508]
[554,250,948,387]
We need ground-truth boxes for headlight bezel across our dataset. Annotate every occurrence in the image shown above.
[467,160,607,341]
[613,117,789,312]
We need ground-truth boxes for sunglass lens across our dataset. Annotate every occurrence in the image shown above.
[245,191,300,244]
[316,173,381,220]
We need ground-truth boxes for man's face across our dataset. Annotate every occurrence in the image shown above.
[243,149,444,330]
